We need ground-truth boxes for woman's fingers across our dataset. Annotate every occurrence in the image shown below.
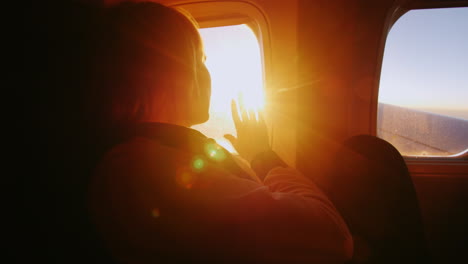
[233,98,259,122]
[257,111,267,129]
[230,96,271,160]
[231,100,241,128]
[232,99,256,125]
[224,134,237,145]
[224,134,238,152]
[248,110,256,122]
[239,101,249,122]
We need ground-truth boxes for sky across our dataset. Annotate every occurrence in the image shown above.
[197,25,264,115]
[379,7,468,112]
[191,25,263,151]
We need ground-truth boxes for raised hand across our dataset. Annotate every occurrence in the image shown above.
[224,100,270,163]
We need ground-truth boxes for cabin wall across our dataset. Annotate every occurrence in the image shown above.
[254,0,299,167]
[296,0,395,184]
[297,1,468,263]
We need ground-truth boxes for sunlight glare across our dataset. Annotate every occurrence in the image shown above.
[192,24,264,152]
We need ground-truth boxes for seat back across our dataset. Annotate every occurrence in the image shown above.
[323,135,429,263]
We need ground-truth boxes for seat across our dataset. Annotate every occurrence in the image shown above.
[322,135,429,264]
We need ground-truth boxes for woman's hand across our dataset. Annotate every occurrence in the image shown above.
[224,100,270,163]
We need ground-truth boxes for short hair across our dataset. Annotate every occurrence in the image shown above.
[91,2,204,125]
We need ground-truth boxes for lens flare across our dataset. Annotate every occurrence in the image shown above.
[151,208,161,218]
[192,157,205,171]
[176,170,197,189]
[204,142,226,162]
[176,165,200,189]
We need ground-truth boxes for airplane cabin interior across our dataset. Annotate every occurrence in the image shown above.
[24,0,467,263]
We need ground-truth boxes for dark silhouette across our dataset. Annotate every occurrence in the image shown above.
[25,1,352,263]
[324,135,429,263]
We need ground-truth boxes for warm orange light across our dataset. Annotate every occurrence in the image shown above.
[192,24,264,152]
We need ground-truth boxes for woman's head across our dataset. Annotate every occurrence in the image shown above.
[94,2,211,127]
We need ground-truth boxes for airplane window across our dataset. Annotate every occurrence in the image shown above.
[192,24,265,153]
[378,7,468,157]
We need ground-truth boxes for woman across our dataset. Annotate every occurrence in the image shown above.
[89,2,353,263]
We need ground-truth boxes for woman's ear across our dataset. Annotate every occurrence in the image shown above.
[188,64,211,126]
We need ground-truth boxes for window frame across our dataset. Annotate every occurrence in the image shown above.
[171,1,272,89]
[375,0,468,174]
[168,0,287,157]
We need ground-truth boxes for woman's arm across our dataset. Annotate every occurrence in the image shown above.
[89,137,352,263]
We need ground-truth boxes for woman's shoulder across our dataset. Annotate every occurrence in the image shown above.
[92,136,186,188]
[100,136,187,165]
[96,135,261,195]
